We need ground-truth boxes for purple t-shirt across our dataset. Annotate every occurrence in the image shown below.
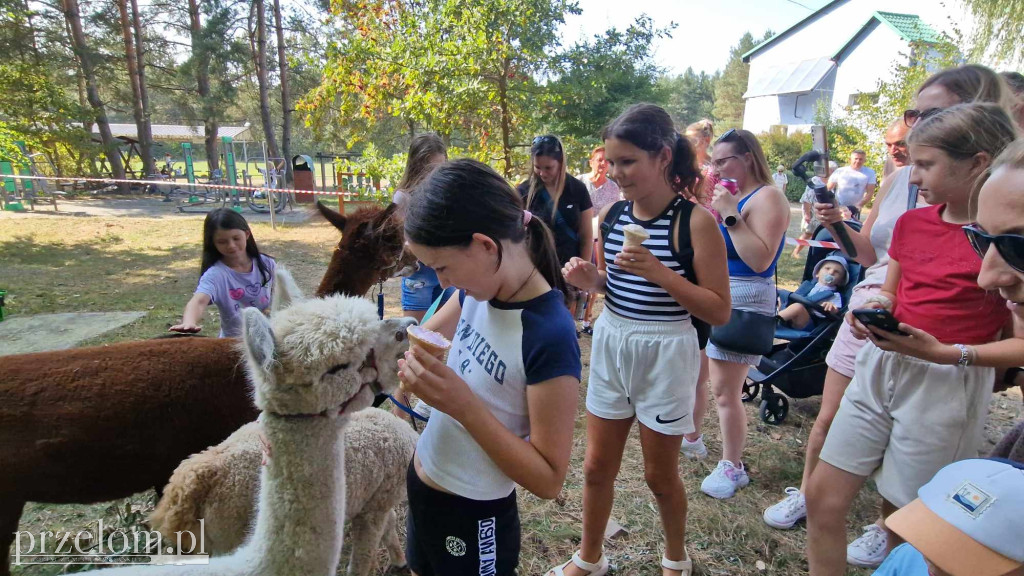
[196,254,276,337]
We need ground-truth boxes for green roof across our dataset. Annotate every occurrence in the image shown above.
[832,12,942,61]
[741,2,943,63]
[873,11,942,43]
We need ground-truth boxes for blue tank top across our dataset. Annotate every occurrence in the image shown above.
[720,186,785,278]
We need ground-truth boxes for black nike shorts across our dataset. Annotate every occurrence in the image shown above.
[405,459,520,576]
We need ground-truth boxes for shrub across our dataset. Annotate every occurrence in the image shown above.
[758,128,812,202]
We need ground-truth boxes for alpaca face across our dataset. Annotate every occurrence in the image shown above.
[242,269,416,417]
[315,202,417,297]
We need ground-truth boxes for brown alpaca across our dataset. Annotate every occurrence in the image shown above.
[0,202,406,576]
[315,201,415,298]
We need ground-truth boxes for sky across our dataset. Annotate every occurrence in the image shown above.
[560,0,974,77]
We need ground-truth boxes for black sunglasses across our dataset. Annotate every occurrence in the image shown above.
[903,107,942,127]
[716,128,738,144]
[963,224,1024,273]
[532,135,561,150]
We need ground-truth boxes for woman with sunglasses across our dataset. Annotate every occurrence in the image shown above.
[973,138,1024,336]
[700,128,790,499]
[805,104,1022,575]
[519,135,594,268]
[764,64,1018,568]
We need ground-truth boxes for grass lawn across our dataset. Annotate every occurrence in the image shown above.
[1,203,1020,575]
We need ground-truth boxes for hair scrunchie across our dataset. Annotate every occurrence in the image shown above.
[523,209,533,226]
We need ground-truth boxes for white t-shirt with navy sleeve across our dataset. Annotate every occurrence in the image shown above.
[196,254,276,338]
[416,289,582,501]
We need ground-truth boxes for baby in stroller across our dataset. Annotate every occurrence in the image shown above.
[777,253,849,331]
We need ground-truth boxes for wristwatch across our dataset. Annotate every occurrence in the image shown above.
[723,214,739,227]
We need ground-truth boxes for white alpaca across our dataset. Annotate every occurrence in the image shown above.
[149,409,418,575]
[86,269,415,576]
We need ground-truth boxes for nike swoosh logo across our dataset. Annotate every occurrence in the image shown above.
[655,413,688,424]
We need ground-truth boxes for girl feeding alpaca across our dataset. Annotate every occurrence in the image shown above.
[169,208,275,338]
[398,159,582,576]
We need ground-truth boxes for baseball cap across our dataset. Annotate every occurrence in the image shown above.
[812,253,850,288]
[885,459,1024,576]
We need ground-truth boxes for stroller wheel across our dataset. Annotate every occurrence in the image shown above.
[742,379,760,403]
[760,395,789,425]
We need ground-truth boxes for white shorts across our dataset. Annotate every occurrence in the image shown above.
[819,343,993,507]
[586,310,701,436]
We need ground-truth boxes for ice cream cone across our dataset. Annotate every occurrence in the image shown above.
[622,224,649,248]
[407,325,452,360]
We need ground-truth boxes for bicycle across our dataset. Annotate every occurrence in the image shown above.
[166,169,239,213]
[247,160,291,213]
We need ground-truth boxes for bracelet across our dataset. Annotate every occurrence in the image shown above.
[864,295,893,310]
[952,343,975,367]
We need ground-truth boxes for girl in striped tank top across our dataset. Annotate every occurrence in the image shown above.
[553,104,731,576]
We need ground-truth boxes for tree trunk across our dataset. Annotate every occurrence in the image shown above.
[188,0,218,173]
[62,0,126,187]
[497,56,513,179]
[117,0,152,179]
[272,0,291,182]
[130,0,155,177]
[252,0,281,164]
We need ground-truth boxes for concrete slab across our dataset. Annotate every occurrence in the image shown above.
[0,311,147,355]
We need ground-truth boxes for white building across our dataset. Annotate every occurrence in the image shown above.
[741,0,942,134]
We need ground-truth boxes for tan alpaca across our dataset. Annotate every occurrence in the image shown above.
[86,269,415,576]
[149,409,418,575]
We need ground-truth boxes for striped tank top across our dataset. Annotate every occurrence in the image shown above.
[604,196,692,322]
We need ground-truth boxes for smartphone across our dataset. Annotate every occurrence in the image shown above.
[813,185,836,207]
[852,308,908,336]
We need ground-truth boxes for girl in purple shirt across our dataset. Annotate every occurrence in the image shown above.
[169,208,275,338]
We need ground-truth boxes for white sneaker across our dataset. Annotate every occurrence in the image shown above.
[700,460,750,499]
[847,524,888,568]
[762,487,806,529]
[680,435,708,460]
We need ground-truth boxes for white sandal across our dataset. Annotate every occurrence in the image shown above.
[662,552,692,576]
[547,551,609,576]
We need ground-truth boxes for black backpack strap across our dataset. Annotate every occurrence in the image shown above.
[668,198,710,348]
[669,197,696,268]
[600,200,629,251]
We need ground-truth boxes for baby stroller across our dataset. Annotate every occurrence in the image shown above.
[742,221,864,425]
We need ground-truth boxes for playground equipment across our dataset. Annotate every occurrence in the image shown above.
[0,144,67,211]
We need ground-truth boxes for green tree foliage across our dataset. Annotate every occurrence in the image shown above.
[759,128,812,201]
[304,0,580,177]
[814,99,871,174]
[0,0,97,175]
[659,67,718,128]
[713,31,772,130]
[545,16,672,140]
[962,0,1023,66]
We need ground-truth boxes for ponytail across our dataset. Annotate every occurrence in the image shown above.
[525,215,565,293]
[604,103,703,201]
[406,158,564,292]
[673,132,705,203]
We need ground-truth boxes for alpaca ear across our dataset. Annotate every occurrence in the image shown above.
[270,268,304,315]
[315,201,347,232]
[377,202,398,224]
[242,308,276,373]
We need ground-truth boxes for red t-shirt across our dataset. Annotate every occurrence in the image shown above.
[889,204,1008,345]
